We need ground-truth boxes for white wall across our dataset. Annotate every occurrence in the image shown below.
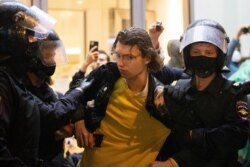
[191,0,250,56]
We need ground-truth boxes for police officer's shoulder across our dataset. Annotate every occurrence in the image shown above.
[231,81,244,92]
[219,79,232,91]
[175,78,191,87]
[222,80,244,95]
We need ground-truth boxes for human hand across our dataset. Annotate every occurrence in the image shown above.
[64,136,84,158]
[154,85,165,108]
[185,128,207,150]
[80,47,98,73]
[74,120,95,149]
[54,123,75,141]
[155,84,188,106]
[164,85,187,101]
[76,78,93,92]
[148,21,164,49]
[236,26,250,40]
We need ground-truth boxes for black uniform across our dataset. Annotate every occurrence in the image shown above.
[0,2,89,166]
[0,68,86,167]
[0,69,40,166]
[26,82,64,166]
[164,74,249,167]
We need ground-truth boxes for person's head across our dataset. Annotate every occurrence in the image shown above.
[27,29,66,85]
[0,2,62,78]
[96,50,110,67]
[167,39,184,68]
[180,19,229,78]
[111,27,163,79]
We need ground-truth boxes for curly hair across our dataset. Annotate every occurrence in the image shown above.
[112,27,163,72]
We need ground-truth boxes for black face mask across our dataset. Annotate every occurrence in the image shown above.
[28,56,56,83]
[189,56,217,78]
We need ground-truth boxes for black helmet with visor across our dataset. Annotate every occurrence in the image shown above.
[180,19,229,77]
[27,29,67,82]
[0,2,66,77]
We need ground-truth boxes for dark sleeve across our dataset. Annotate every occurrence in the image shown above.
[207,96,249,151]
[41,63,118,130]
[69,70,86,89]
[165,81,249,166]
[192,95,249,152]
[175,96,249,166]
[153,66,184,85]
[38,88,85,131]
[0,76,27,166]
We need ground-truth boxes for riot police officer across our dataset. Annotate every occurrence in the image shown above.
[151,19,249,167]
[23,29,73,167]
[0,2,91,166]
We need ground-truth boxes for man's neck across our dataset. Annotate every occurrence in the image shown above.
[125,70,148,94]
[195,73,216,91]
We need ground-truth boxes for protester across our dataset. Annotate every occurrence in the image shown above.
[69,48,110,88]
[73,26,180,167]
[166,39,184,68]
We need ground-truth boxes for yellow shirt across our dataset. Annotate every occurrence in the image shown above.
[79,77,171,167]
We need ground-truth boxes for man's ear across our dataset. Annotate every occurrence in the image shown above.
[28,35,37,43]
[145,55,151,65]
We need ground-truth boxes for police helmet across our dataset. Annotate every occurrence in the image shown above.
[0,2,56,62]
[180,19,229,75]
[27,29,67,81]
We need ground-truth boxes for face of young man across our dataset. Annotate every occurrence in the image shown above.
[113,42,150,81]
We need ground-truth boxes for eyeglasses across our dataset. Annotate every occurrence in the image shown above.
[111,52,140,64]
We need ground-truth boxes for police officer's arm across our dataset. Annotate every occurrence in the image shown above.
[36,79,93,132]
[153,66,185,85]
[196,95,249,152]
[171,97,249,166]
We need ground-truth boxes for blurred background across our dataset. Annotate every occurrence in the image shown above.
[3,0,250,92]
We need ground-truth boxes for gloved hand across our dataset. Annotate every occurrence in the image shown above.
[184,128,207,153]
[164,85,187,101]
[75,78,93,92]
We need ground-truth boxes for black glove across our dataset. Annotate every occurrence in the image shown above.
[75,78,93,92]
[185,128,207,153]
[164,85,189,101]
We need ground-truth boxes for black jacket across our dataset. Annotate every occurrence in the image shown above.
[81,62,173,132]
[164,75,249,167]
[0,69,40,167]
[27,83,68,164]
[0,67,86,167]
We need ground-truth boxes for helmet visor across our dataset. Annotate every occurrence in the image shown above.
[38,40,67,66]
[180,25,228,54]
[14,5,56,39]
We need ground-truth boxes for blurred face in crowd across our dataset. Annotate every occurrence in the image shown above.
[96,53,109,67]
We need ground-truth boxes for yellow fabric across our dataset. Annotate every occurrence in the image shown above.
[80,77,171,167]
